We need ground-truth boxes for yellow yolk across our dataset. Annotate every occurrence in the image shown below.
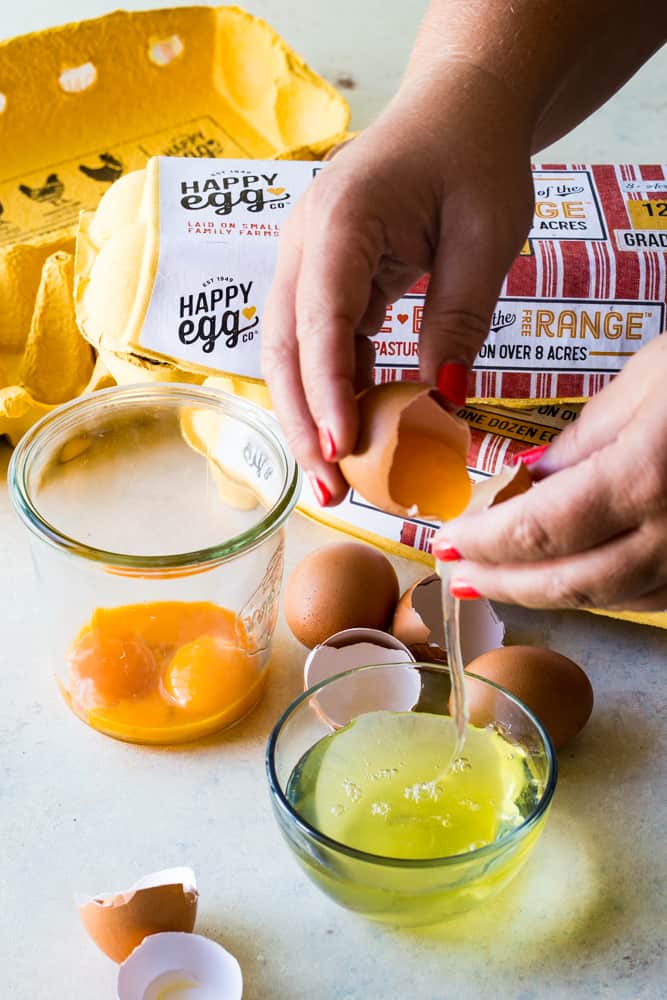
[63,601,264,743]
[389,429,472,520]
[163,636,255,715]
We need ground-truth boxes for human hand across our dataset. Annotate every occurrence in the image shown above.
[261,66,534,505]
[432,336,667,612]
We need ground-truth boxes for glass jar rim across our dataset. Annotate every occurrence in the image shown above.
[8,382,300,572]
[266,661,558,869]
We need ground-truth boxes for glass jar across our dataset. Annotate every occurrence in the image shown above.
[9,383,299,744]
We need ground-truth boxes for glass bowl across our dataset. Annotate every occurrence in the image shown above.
[267,663,556,926]
[9,383,299,744]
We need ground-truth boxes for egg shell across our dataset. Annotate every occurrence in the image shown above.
[284,542,400,648]
[466,460,533,513]
[339,382,471,520]
[117,932,242,1000]
[78,867,198,964]
[392,574,505,665]
[465,645,594,750]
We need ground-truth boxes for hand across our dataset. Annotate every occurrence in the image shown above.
[433,336,667,612]
[262,66,534,504]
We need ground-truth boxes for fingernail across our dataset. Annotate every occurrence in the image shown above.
[512,444,550,467]
[431,541,462,561]
[308,472,332,507]
[436,362,468,407]
[450,580,481,600]
[317,423,337,462]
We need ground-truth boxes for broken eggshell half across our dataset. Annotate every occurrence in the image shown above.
[392,575,505,665]
[77,867,198,964]
[117,931,242,1000]
[339,383,472,522]
[304,627,419,729]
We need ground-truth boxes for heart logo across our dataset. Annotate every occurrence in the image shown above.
[397,313,409,325]
[267,187,285,196]
[242,306,257,320]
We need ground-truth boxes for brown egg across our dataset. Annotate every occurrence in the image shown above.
[339,383,472,521]
[284,542,400,648]
[465,645,594,750]
[78,867,198,963]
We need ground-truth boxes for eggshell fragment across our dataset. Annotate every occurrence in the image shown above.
[117,932,242,1000]
[465,645,594,750]
[392,574,505,665]
[466,460,533,513]
[78,867,198,964]
[339,383,472,521]
[285,542,400,648]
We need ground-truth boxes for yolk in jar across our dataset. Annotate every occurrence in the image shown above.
[163,636,255,715]
[63,601,263,743]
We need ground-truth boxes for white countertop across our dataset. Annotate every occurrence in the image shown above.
[2,4,666,999]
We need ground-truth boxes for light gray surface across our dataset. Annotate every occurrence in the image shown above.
[1,4,666,999]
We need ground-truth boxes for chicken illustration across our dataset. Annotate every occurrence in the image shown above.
[79,153,123,183]
[19,173,66,205]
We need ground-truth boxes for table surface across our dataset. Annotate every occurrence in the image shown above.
[2,4,666,999]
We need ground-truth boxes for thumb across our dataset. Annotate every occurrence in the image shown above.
[418,199,532,404]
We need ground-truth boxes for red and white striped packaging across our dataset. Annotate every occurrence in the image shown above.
[372,164,667,405]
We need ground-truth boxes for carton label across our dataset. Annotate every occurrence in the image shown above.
[529,169,606,240]
[139,158,316,376]
[0,117,240,247]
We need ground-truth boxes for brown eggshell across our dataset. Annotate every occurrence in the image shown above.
[391,575,447,663]
[465,645,594,750]
[339,383,471,520]
[284,542,400,648]
[466,461,533,513]
[78,869,198,963]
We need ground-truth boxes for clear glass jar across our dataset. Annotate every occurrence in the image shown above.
[9,383,299,744]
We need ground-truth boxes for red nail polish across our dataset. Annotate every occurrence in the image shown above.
[308,473,332,507]
[317,423,337,462]
[432,542,462,561]
[512,444,549,467]
[436,362,468,407]
[450,581,481,600]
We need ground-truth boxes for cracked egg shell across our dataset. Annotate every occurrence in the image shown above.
[392,574,505,665]
[117,932,242,1000]
[339,383,472,522]
[78,867,198,964]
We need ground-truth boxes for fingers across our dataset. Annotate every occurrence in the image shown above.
[295,198,383,462]
[434,445,639,566]
[446,514,667,611]
[419,187,534,395]
[262,209,349,503]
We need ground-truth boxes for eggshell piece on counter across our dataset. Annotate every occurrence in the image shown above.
[339,383,472,522]
[78,867,198,964]
[465,645,594,750]
[392,574,505,665]
[284,542,400,648]
[117,932,242,1000]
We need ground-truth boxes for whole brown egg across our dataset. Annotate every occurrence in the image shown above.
[465,645,594,750]
[284,542,400,648]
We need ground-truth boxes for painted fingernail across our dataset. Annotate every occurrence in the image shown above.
[308,472,332,507]
[317,423,337,462]
[512,444,549,467]
[431,541,462,561]
[450,581,481,600]
[436,362,468,407]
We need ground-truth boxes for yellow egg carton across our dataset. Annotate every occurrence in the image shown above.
[0,5,350,440]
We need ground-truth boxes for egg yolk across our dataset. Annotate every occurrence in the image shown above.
[64,601,263,743]
[68,629,157,706]
[163,636,255,715]
[389,429,472,520]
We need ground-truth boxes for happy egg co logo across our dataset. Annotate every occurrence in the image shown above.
[179,168,291,216]
[178,276,259,355]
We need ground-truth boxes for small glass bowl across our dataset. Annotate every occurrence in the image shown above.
[9,383,299,744]
[267,663,557,926]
